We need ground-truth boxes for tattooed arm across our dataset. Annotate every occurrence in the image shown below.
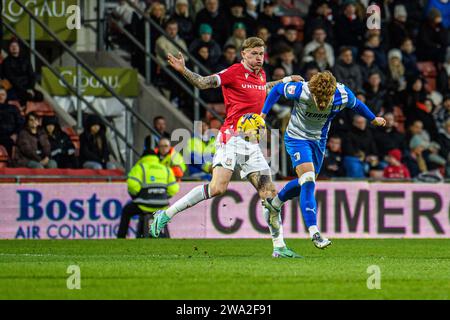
[167,52,220,90]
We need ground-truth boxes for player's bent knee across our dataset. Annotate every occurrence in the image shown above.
[299,171,315,185]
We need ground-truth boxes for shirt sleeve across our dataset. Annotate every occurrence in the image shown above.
[282,82,303,100]
[215,66,235,86]
[344,86,357,109]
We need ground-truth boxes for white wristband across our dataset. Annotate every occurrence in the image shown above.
[282,76,293,83]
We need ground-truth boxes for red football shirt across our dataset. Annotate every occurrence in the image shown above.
[215,62,267,136]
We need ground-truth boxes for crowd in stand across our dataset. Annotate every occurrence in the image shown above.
[1,0,449,181]
[111,0,449,180]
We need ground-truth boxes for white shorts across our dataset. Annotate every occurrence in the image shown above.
[212,133,271,179]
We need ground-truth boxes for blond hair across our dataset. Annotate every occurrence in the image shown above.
[309,71,337,110]
[241,37,265,51]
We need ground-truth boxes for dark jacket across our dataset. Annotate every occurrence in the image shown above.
[14,127,51,167]
[171,13,194,44]
[0,103,24,136]
[343,126,378,158]
[2,55,36,91]
[417,21,448,62]
[79,115,110,167]
[334,14,364,48]
[195,9,230,46]
[373,126,406,157]
[320,150,345,178]
[42,116,77,168]
[333,60,363,92]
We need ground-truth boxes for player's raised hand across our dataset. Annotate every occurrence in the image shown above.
[167,52,186,73]
[371,117,386,127]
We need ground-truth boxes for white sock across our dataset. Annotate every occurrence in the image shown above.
[271,195,283,210]
[166,185,210,218]
[263,207,286,248]
[308,225,319,238]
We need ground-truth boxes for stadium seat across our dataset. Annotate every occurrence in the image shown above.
[206,103,226,122]
[0,145,9,168]
[62,126,81,154]
[281,16,304,29]
[25,101,55,116]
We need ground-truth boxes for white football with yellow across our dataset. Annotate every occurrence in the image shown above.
[236,113,266,140]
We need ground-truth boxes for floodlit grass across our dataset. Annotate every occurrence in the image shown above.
[0,239,449,299]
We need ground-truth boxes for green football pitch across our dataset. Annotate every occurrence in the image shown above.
[0,239,449,299]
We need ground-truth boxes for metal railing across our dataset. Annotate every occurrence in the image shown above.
[0,20,140,163]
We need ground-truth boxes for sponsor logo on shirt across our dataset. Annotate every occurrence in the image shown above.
[241,84,266,90]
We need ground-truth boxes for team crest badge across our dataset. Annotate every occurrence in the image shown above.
[260,74,264,82]
[245,73,249,79]
[225,158,232,166]
[287,85,296,95]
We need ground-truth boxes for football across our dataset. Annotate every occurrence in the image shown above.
[236,113,266,139]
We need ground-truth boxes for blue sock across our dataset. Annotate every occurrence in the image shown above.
[300,181,317,228]
[278,179,301,202]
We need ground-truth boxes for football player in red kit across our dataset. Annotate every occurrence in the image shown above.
[151,37,303,258]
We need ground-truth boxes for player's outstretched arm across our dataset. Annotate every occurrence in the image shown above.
[167,52,219,90]
[353,99,386,127]
[265,75,304,91]
[261,82,285,118]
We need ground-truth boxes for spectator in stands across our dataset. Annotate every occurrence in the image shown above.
[303,45,331,72]
[186,119,216,180]
[319,135,345,178]
[79,114,117,170]
[273,25,303,59]
[42,116,77,169]
[171,0,194,44]
[400,38,419,78]
[364,71,386,115]
[383,149,411,179]
[112,0,139,36]
[359,48,383,84]
[404,77,439,141]
[143,115,171,153]
[364,34,387,71]
[225,23,247,58]
[343,115,379,177]
[256,0,284,36]
[417,8,448,63]
[434,95,450,132]
[386,49,407,106]
[403,135,429,178]
[216,45,238,71]
[275,46,301,76]
[145,2,167,51]
[405,119,431,150]
[14,112,57,169]
[304,1,335,45]
[373,112,405,159]
[155,20,188,68]
[256,26,272,63]
[334,0,364,52]
[118,149,179,238]
[2,40,43,108]
[155,137,186,181]
[195,0,230,46]
[245,0,259,20]
[333,47,363,92]
[228,0,256,36]
[303,27,334,67]
[387,4,409,50]
[189,24,222,65]
[0,87,23,157]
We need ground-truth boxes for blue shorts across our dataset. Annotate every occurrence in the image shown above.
[285,133,326,173]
